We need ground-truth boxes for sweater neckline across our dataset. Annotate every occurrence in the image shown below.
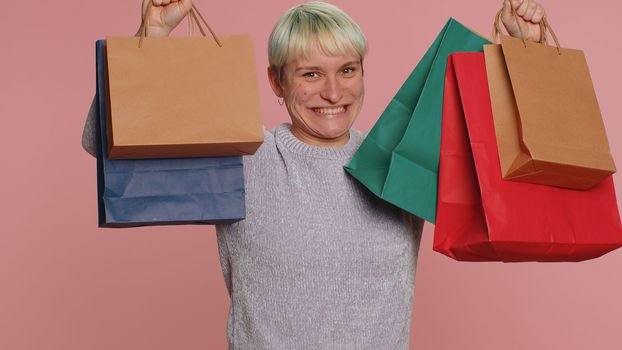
[274,123,361,160]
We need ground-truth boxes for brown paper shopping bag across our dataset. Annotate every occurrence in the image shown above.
[105,3,263,159]
[483,9,615,190]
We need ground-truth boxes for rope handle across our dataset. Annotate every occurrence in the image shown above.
[137,1,222,48]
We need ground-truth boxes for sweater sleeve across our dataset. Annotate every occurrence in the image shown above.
[215,229,233,296]
[402,211,424,239]
[81,95,97,158]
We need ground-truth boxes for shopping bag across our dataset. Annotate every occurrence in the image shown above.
[433,52,622,262]
[105,4,263,159]
[345,18,490,223]
[483,10,615,190]
[95,40,246,227]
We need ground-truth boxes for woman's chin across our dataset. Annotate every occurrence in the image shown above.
[312,117,352,136]
[312,124,351,142]
[291,121,351,146]
[318,128,349,139]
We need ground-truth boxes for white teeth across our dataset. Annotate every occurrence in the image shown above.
[313,106,346,115]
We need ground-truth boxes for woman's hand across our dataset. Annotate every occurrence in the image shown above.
[500,0,546,42]
[138,0,193,37]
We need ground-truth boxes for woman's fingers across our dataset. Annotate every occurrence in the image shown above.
[139,0,191,36]
[516,1,544,23]
[502,0,527,25]
[160,0,193,30]
[531,7,545,23]
[516,0,530,17]
[500,0,545,41]
[523,2,538,21]
[502,0,522,18]
[181,0,192,9]
[505,0,544,23]
[153,0,179,7]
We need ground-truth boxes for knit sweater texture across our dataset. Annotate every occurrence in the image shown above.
[82,102,423,349]
[216,124,422,350]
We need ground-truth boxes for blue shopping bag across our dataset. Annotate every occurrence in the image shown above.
[95,40,245,227]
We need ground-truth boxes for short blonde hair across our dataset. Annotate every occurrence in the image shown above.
[268,1,368,81]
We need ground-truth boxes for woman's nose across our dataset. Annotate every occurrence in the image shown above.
[319,76,343,103]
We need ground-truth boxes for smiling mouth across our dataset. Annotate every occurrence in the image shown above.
[312,105,348,116]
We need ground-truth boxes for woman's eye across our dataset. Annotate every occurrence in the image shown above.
[343,67,354,74]
[303,72,319,78]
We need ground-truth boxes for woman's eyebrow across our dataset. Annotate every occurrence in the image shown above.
[295,66,323,72]
[295,61,361,72]
[341,61,361,68]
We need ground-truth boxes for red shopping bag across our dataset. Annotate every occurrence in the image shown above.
[433,53,622,262]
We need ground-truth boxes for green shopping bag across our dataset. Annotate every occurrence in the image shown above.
[345,18,490,223]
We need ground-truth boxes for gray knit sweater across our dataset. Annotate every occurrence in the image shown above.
[82,101,423,349]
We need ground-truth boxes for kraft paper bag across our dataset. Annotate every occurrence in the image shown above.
[345,18,489,223]
[96,40,246,227]
[483,11,615,190]
[434,53,622,262]
[105,5,263,159]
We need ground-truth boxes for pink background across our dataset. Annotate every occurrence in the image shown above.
[2,0,621,349]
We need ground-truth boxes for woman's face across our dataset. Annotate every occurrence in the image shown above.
[269,46,365,147]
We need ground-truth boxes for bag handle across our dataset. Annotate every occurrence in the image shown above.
[137,1,223,48]
[491,3,561,55]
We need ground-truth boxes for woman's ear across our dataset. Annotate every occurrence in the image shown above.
[267,66,284,98]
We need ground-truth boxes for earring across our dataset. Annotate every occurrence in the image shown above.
[278,98,284,106]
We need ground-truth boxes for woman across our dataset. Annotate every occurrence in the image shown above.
[82,0,546,348]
